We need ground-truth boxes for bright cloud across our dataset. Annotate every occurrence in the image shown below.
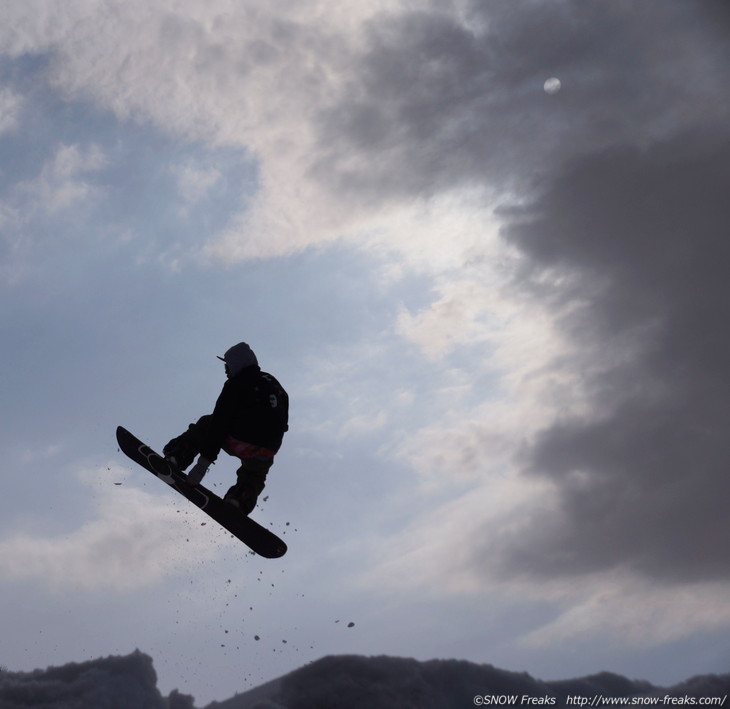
[0,462,218,592]
[36,143,107,213]
[0,87,23,133]
[172,160,221,205]
[521,576,730,649]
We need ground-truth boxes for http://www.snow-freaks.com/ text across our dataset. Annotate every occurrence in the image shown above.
[472,695,727,707]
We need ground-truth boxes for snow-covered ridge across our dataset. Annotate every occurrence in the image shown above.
[1,651,728,709]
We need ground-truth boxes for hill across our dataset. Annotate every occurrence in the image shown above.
[0,650,728,709]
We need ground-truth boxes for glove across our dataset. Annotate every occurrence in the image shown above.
[163,435,196,471]
[187,456,211,485]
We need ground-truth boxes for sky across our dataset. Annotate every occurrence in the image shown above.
[0,0,729,705]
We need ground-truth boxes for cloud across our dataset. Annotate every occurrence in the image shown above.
[34,143,107,213]
[0,462,217,592]
[344,0,730,606]
[310,0,730,209]
[493,130,730,585]
[361,119,730,657]
[0,142,107,284]
[396,278,495,360]
[0,142,106,223]
[378,126,730,640]
[172,160,221,205]
[0,86,23,133]
[2,0,729,267]
[521,576,730,649]
[0,0,399,261]
[365,479,730,651]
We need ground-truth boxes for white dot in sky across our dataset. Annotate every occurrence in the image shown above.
[544,77,562,94]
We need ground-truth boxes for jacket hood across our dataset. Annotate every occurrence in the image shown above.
[220,342,259,376]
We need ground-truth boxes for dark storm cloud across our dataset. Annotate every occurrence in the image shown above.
[495,129,730,583]
[311,0,730,585]
[311,0,730,203]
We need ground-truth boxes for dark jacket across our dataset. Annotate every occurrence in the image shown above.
[202,366,289,462]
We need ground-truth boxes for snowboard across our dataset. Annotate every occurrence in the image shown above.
[116,426,287,559]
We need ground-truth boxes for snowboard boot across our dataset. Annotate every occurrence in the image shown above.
[224,482,260,516]
[162,433,198,472]
[224,460,271,515]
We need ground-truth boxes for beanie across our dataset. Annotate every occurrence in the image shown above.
[219,342,259,376]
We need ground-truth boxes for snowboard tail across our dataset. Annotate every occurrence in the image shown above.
[116,426,287,559]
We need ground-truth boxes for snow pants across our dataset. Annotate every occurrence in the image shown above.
[165,415,275,515]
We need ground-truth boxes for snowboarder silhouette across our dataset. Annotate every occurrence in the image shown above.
[163,342,289,515]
